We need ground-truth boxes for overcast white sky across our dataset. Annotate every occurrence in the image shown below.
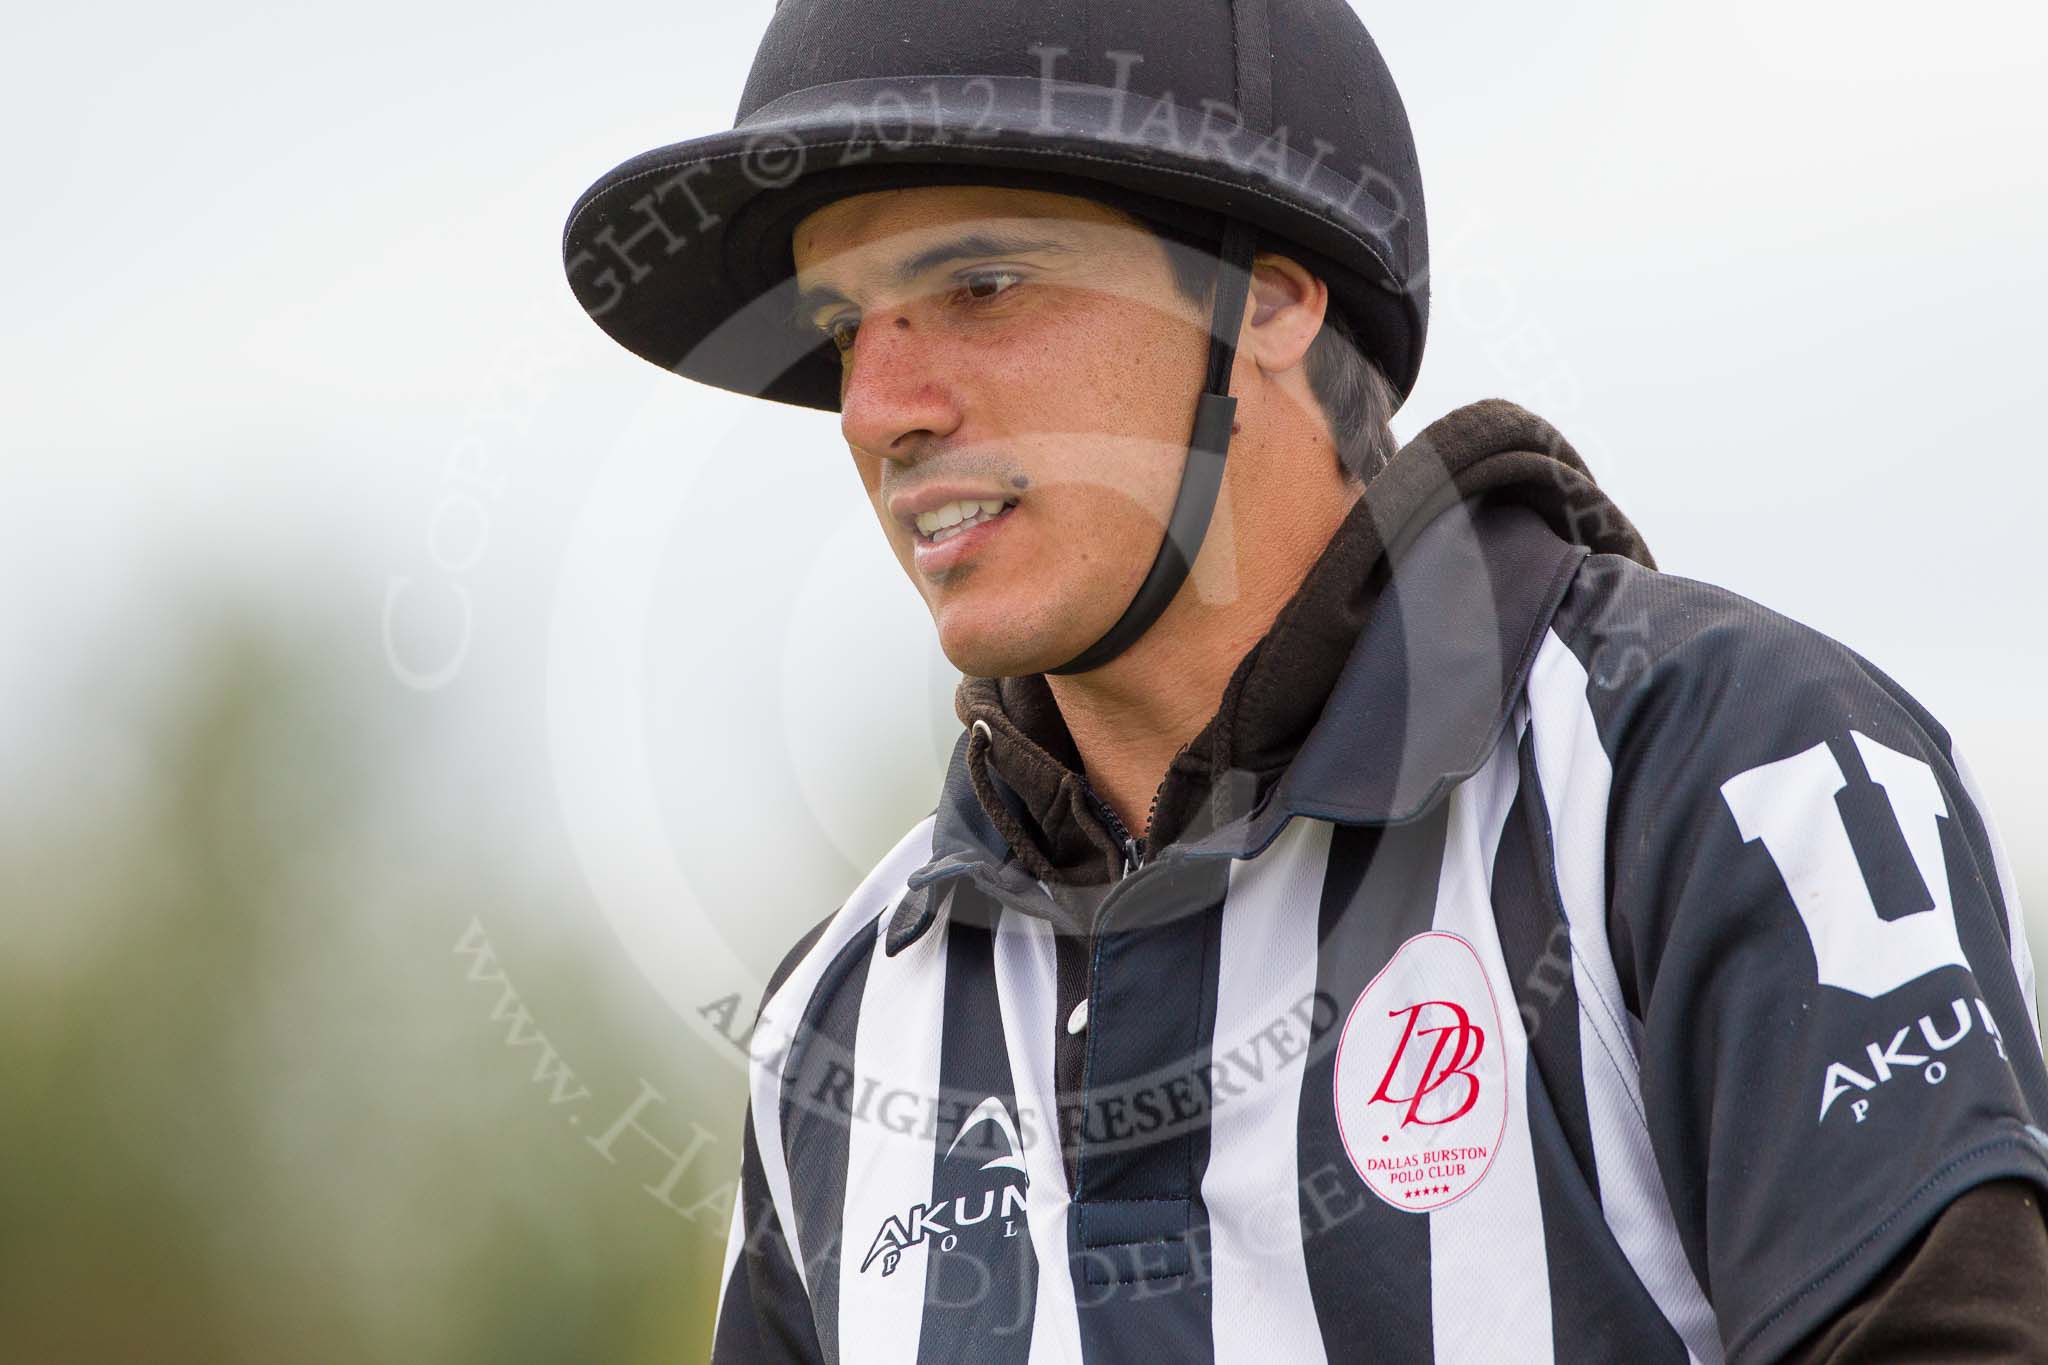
[5,1,2044,996]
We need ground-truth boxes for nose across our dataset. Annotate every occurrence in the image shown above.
[838,313,963,462]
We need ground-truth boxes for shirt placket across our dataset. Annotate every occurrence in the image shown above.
[1066,855,1231,1295]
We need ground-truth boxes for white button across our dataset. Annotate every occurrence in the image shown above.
[1067,1000,1089,1035]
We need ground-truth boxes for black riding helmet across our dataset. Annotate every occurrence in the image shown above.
[563,0,1428,674]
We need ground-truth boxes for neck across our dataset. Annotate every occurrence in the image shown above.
[1045,428,1360,840]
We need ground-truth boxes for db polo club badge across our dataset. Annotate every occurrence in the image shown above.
[1333,931,1508,1211]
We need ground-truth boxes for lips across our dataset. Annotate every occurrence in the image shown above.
[911,499,1018,575]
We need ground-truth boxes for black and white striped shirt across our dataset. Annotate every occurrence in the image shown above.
[711,499,2048,1364]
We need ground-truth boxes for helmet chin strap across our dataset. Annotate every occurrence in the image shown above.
[1046,218,1260,677]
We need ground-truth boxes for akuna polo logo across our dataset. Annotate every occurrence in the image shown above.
[860,1097,1029,1277]
[1334,932,1509,1212]
[1820,995,2007,1124]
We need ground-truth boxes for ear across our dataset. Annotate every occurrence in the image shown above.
[1241,252,1328,375]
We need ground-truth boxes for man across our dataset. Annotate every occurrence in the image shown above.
[562,2,2048,1361]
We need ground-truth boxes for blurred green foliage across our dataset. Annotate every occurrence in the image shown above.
[0,605,735,1363]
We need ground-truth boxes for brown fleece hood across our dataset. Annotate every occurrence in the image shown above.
[951,398,1655,889]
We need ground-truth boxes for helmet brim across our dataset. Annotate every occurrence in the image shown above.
[562,76,1427,412]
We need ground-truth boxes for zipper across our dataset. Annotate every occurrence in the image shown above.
[1081,728,1198,880]
[1085,783,1146,878]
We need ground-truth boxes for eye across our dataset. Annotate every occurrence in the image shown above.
[959,268,1024,303]
[824,315,860,354]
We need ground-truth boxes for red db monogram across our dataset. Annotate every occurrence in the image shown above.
[1370,1000,1486,1128]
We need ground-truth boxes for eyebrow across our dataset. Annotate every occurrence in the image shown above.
[791,232,1076,329]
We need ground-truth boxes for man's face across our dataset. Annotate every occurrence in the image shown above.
[790,185,1212,678]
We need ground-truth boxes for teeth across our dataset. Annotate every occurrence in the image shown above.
[916,498,1013,539]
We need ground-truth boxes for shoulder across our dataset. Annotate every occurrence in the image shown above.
[1542,551,1953,771]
